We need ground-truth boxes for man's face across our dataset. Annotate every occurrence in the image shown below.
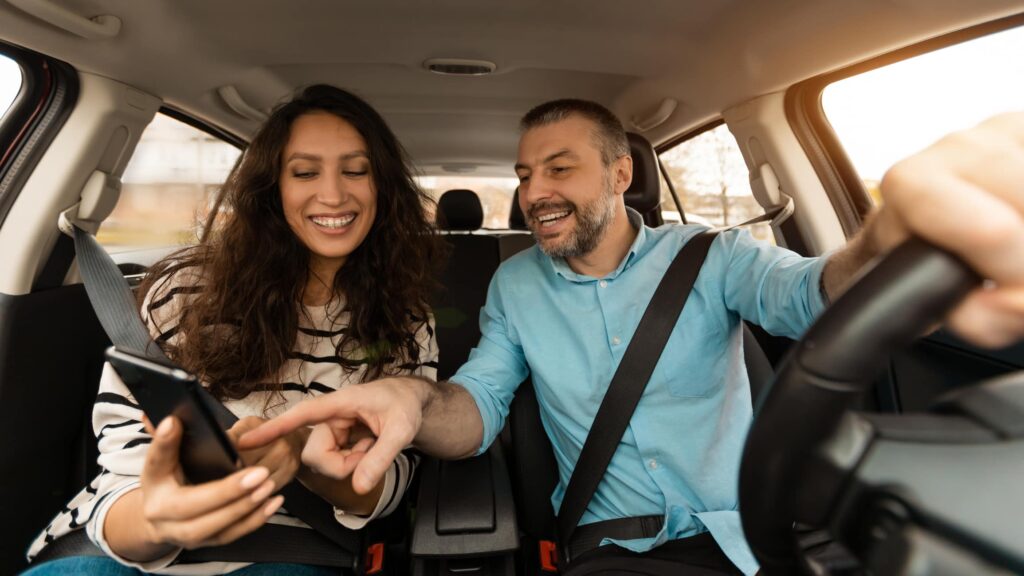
[514,116,626,258]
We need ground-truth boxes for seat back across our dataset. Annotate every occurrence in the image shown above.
[433,189,533,379]
[624,132,664,227]
[0,286,108,574]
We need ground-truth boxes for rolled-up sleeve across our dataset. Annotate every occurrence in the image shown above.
[448,270,529,456]
[719,228,829,339]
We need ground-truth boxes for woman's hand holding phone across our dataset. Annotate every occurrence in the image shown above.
[108,416,285,561]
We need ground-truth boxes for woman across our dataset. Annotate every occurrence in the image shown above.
[25,85,446,575]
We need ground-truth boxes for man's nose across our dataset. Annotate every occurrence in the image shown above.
[519,175,551,212]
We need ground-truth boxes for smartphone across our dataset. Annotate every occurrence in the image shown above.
[105,347,240,484]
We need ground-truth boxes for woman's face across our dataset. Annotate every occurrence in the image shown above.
[279,111,377,276]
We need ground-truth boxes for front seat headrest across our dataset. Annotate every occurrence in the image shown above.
[623,132,662,225]
[437,189,484,231]
[508,187,527,230]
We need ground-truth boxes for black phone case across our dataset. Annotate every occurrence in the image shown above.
[105,347,240,483]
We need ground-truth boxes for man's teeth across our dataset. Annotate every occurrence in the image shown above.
[537,211,571,226]
[311,215,356,229]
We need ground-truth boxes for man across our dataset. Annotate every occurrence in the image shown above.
[241,101,1024,574]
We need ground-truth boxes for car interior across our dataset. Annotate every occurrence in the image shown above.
[1,1,1023,574]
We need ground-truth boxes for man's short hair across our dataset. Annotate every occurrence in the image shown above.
[520,99,630,166]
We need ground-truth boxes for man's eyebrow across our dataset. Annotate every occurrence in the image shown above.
[543,149,576,164]
[514,149,577,172]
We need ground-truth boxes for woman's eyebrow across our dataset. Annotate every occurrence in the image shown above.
[284,151,368,163]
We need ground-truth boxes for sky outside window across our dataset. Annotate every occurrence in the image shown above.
[823,25,1024,196]
[0,55,21,116]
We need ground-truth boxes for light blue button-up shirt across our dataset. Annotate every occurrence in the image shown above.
[450,209,828,574]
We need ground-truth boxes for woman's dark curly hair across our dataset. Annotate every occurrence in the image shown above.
[139,85,447,401]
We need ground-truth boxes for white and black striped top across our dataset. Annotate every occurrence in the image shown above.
[27,264,438,574]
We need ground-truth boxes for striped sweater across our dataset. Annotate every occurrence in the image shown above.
[27,264,437,574]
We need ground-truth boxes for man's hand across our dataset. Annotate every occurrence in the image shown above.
[226,416,305,493]
[238,376,432,495]
[857,112,1024,347]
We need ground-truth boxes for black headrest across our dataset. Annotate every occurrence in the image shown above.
[437,189,483,231]
[623,132,661,216]
[508,187,527,230]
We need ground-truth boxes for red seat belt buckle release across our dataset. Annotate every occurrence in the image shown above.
[365,542,384,574]
[540,540,559,572]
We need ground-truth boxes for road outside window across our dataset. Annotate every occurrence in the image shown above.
[100,114,241,250]
[823,24,1024,203]
[659,124,773,244]
[0,54,21,119]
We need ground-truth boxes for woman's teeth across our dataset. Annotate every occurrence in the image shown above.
[310,215,356,229]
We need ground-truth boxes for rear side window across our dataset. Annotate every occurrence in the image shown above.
[822,24,1024,203]
[100,114,242,250]
[417,175,518,229]
[0,54,20,117]
[658,124,773,244]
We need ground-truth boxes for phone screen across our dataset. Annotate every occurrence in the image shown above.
[105,347,240,483]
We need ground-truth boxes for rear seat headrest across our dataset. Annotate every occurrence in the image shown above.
[508,187,527,230]
[437,189,484,231]
[623,132,661,215]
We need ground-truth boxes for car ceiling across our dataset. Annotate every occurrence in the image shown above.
[1,0,1022,176]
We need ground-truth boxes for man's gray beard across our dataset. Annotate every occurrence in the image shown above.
[534,180,616,259]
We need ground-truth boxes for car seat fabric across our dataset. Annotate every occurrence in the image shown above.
[432,189,533,380]
[624,132,664,228]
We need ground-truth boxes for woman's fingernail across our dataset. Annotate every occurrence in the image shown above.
[240,467,270,489]
[251,479,276,502]
[264,495,285,516]
[156,418,173,437]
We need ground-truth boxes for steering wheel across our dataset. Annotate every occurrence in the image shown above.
[739,238,1024,574]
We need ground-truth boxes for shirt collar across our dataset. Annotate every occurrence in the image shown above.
[547,207,648,283]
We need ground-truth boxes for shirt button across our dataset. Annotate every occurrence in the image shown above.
[612,336,621,346]
[648,459,658,470]
[599,280,608,288]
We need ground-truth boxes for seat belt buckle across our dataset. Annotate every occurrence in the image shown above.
[539,540,559,572]
[364,542,385,575]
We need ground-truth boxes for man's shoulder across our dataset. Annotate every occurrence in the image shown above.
[638,223,716,260]
[494,243,545,280]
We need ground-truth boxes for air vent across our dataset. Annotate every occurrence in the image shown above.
[423,58,496,76]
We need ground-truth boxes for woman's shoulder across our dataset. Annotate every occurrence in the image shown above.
[140,248,209,324]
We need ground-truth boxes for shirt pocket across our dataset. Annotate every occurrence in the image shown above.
[649,318,727,399]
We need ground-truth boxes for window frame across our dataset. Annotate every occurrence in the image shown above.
[785,12,1024,237]
[655,119,800,250]
[0,41,78,227]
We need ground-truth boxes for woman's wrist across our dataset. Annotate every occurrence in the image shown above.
[106,488,178,562]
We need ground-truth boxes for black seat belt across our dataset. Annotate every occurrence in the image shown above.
[555,205,792,567]
[63,224,361,569]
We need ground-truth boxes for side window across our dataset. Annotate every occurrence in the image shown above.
[417,176,519,229]
[658,124,773,244]
[99,114,242,251]
[822,24,1024,203]
[0,53,20,118]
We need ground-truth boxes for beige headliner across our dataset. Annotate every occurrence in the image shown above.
[1,0,1022,175]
